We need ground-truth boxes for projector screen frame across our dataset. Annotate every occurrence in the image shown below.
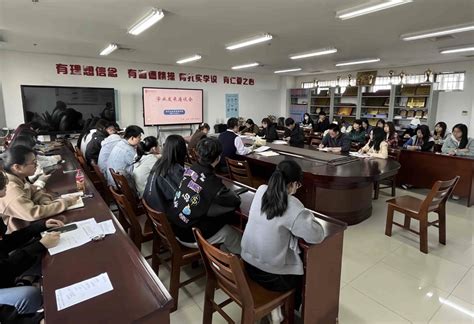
[20,84,117,136]
[142,86,204,127]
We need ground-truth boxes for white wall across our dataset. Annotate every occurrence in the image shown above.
[0,50,288,137]
[295,61,474,132]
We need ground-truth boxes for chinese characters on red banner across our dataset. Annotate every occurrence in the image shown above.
[55,64,255,86]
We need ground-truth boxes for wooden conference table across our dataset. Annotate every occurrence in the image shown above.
[41,146,173,323]
[224,180,347,324]
[397,150,474,207]
[243,141,401,225]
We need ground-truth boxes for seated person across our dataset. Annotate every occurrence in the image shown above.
[319,124,351,153]
[384,122,399,149]
[257,118,278,142]
[0,170,63,322]
[301,113,314,129]
[361,118,373,136]
[347,119,366,145]
[105,125,144,187]
[313,111,330,133]
[168,137,242,254]
[433,121,450,145]
[359,127,389,159]
[276,117,286,131]
[283,118,305,148]
[77,117,100,157]
[85,120,120,165]
[402,118,421,139]
[442,123,474,156]
[240,119,260,135]
[97,133,122,176]
[217,118,252,171]
[375,119,386,129]
[403,125,434,152]
[241,160,324,311]
[143,135,187,213]
[188,123,210,151]
[133,136,160,198]
[0,146,77,232]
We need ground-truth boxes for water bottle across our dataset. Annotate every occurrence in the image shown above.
[75,169,85,192]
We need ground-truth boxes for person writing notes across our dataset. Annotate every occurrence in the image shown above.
[257,118,278,142]
[283,118,305,148]
[403,125,434,152]
[359,127,389,159]
[319,124,351,153]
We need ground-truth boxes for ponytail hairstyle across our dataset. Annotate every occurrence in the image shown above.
[369,127,385,152]
[135,136,158,163]
[197,123,210,132]
[453,123,468,149]
[0,146,36,174]
[261,160,303,219]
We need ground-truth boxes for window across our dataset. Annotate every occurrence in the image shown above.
[435,72,465,91]
[301,82,314,89]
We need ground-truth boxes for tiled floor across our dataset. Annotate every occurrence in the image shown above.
[143,188,474,323]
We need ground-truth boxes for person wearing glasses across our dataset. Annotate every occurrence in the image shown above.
[241,160,325,315]
[0,146,77,232]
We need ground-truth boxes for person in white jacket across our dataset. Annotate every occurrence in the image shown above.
[133,136,160,198]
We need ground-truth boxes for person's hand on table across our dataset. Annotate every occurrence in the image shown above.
[63,196,80,207]
[40,232,61,249]
[319,144,325,149]
[45,219,65,229]
[284,137,290,141]
[448,150,457,156]
[38,174,51,183]
[406,145,417,151]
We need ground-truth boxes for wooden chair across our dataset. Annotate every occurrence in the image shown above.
[142,199,204,312]
[193,228,295,324]
[374,149,400,200]
[109,186,153,251]
[225,157,264,189]
[310,138,321,147]
[385,176,459,254]
[74,146,101,187]
[109,168,145,216]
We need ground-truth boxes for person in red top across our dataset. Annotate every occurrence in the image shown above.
[384,122,399,149]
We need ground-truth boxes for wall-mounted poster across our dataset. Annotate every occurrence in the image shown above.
[225,94,239,118]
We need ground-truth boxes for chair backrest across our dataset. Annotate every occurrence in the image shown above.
[225,158,254,187]
[109,186,141,236]
[192,228,253,309]
[310,138,321,147]
[421,176,460,212]
[109,168,138,204]
[91,161,107,187]
[142,199,183,254]
[74,146,94,178]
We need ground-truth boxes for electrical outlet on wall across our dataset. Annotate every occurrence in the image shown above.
[461,110,468,116]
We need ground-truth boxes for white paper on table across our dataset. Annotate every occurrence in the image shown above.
[271,140,288,145]
[60,192,84,198]
[318,147,330,152]
[258,151,280,157]
[55,273,114,311]
[47,227,91,255]
[60,192,85,210]
[253,146,270,153]
[75,218,103,239]
[98,220,116,235]
[349,152,370,158]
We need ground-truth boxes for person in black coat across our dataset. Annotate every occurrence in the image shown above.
[0,170,62,320]
[283,118,305,148]
[85,121,120,164]
[257,118,278,142]
[313,111,330,133]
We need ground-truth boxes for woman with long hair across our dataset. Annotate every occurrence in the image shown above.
[241,160,324,312]
[433,122,449,144]
[442,123,474,156]
[403,124,434,152]
[133,136,160,198]
[189,123,210,150]
[359,127,389,159]
[384,121,399,148]
[301,113,314,129]
[0,146,77,231]
[143,135,187,213]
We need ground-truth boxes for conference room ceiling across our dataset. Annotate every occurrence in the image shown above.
[0,0,473,75]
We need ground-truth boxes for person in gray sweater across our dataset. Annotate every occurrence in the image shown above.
[241,160,325,310]
[441,123,474,157]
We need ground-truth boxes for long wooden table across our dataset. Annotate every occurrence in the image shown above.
[42,146,173,323]
[244,142,401,225]
[397,150,474,207]
[224,180,347,324]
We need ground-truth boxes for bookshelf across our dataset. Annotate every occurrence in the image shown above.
[360,86,391,125]
[289,88,309,123]
[309,87,332,121]
[333,86,359,123]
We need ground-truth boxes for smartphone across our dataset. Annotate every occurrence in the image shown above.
[43,164,60,175]
[46,223,78,234]
[234,188,248,195]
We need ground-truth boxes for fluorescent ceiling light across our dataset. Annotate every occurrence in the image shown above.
[274,68,302,74]
[335,58,380,66]
[290,48,338,60]
[128,8,165,36]
[232,62,259,70]
[226,33,273,50]
[401,23,474,41]
[99,43,118,56]
[176,55,202,64]
[336,0,412,20]
[440,45,474,54]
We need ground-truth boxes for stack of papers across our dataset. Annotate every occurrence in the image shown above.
[47,218,116,255]
[258,151,280,157]
[253,146,270,153]
[349,152,370,158]
[55,273,114,311]
[272,140,288,145]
